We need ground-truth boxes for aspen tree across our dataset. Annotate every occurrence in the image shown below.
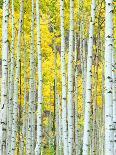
[82,0,96,154]
[79,1,86,112]
[30,1,35,153]
[53,43,57,154]
[6,53,11,155]
[82,38,87,105]
[101,46,105,155]
[11,0,24,153]
[92,13,101,153]
[21,36,27,155]
[56,94,59,155]
[35,0,43,154]
[104,0,114,154]
[58,96,62,155]
[7,0,15,153]
[112,48,116,154]
[60,0,68,154]
[27,0,35,154]
[112,17,116,155]
[68,0,74,154]
[92,48,98,155]
[74,34,78,155]
[0,0,9,154]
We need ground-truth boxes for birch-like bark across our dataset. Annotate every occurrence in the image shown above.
[7,0,15,153]
[6,53,11,155]
[102,50,105,155]
[58,96,62,155]
[0,0,9,154]
[53,44,57,154]
[112,47,116,154]
[79,1,86,112]
[30,2,35,153]
[68,0,74,154]
[10,0,24,153]
[74,34,78,155]
[82,38,87,105]
[104,0,114,154]
[27,0,35,154]
[35,0,43,154]
[56,94,59,155]
[60,0,68,154]
[21,36,27,155]
[82,0,96,154]
[92,29,100,155]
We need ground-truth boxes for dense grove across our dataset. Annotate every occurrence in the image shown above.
[0,0,116,155]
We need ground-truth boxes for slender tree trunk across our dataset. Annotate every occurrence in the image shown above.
[60,0,68,154]
[68,0,74,154]
[82,0,96,154]
[56,94,59,155]
[53,44,57,155]
[58,95,62,155]
[18,59,22,155]
[10,0,24,153]
[102,50,105,155]
[105,0,113,155]
[7,0,15,153]
[92,30,100,155]
[35,0,43,154]
[6,54,11,155]
[27,0,35,154]
[82,38,87,107]
[0,0,9,154]
[74,33,78,155]
[104,0,114,154]
[112,47,116,154]
[22,37,27,155]
[30,1,35,153]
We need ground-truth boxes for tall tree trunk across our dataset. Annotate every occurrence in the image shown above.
[11,0,24,153]
[112,47,116,154]
[0,0,9,154]
[56,94,59,155]
[68,0,74,154]
[82,0,96,154]
[35,0,43,154]
[104,0,114,154]
[92,28,100,155]
[60,0,68,154]
[53,44,57,155]
[58,95,62,155]
[74,34,78,155]
[7,0,15,153]
[27,0,35,154]
[22,36,27,155]
[82,38,87,108]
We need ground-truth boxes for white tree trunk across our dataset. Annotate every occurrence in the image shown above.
[82,0,96,154]
[74,34,78,155]
[104,0,114,154]
[7,0,15,153]
[21,37,27,155]
[112,48,116,154]
[27,0,35,154]
[0,0,9,154]
[68,0,74,154]
[60,0,68,155]
[56,94,59,155]
[82,38,87,107]
[11,0,24,153]
[58,96,62,155]
[35,0,43,154]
